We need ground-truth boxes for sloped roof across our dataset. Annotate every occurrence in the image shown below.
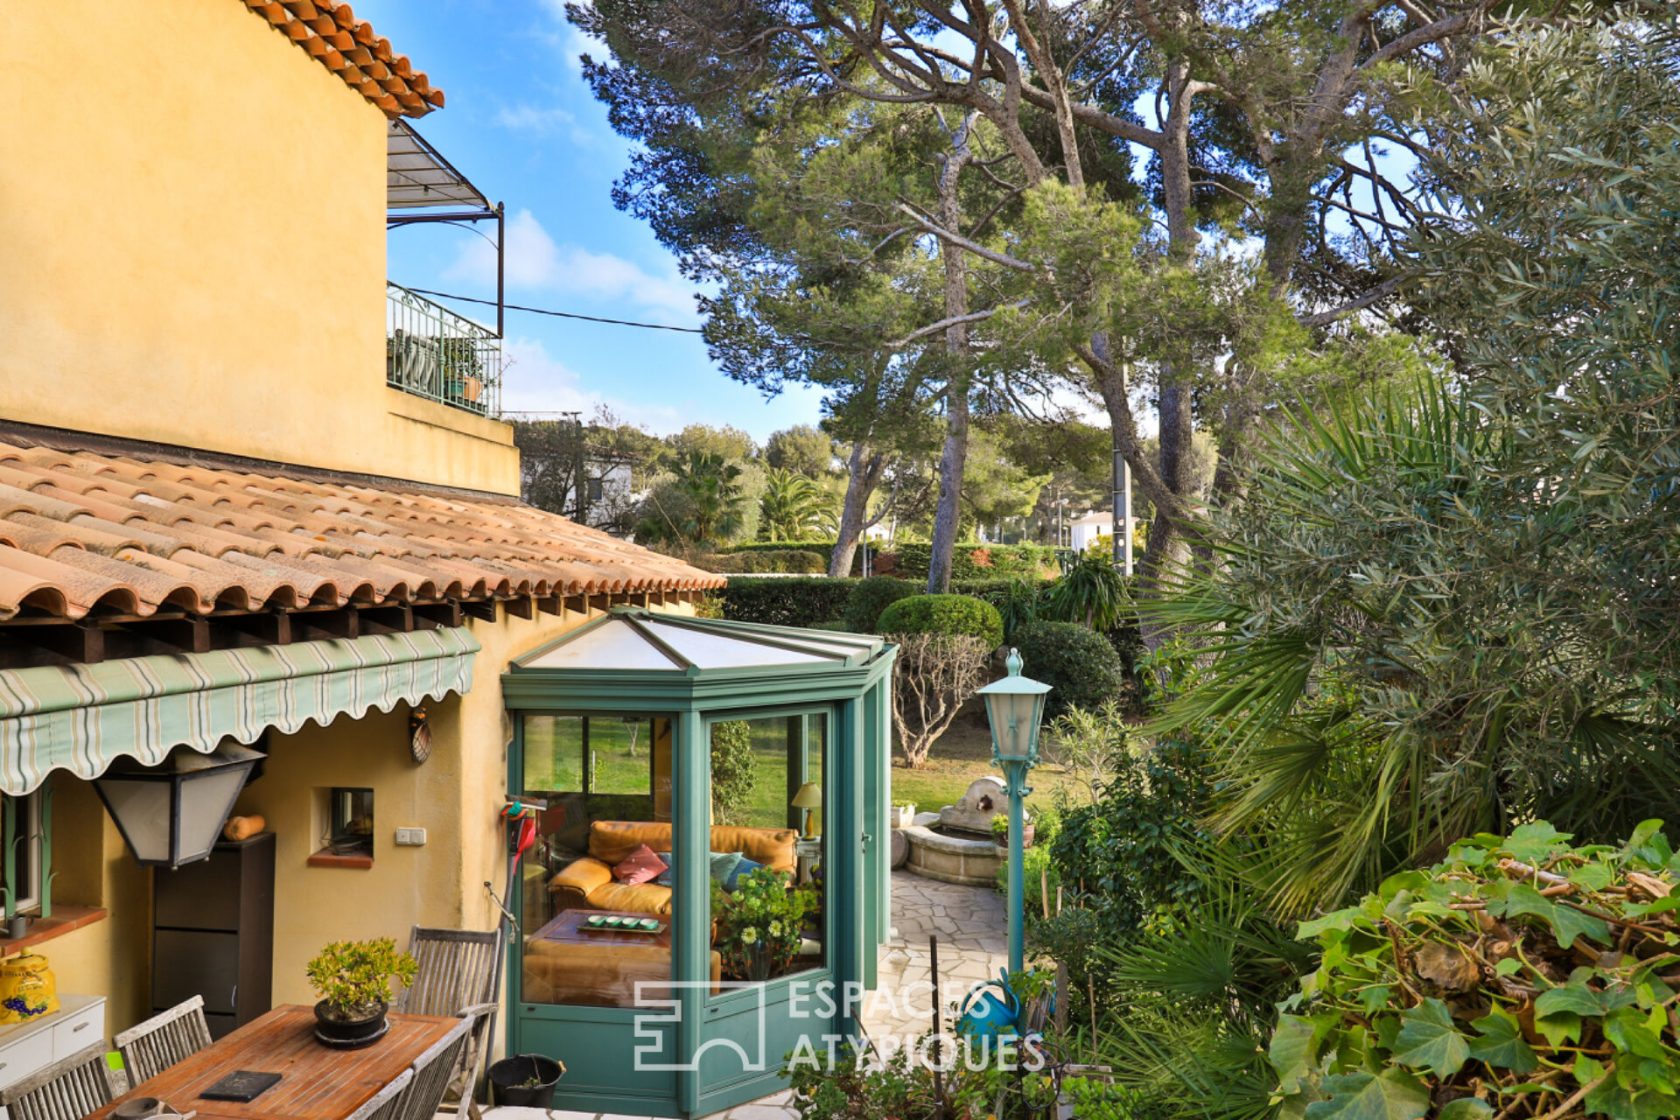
[240,0,444,120]
[0,438,721,623]
[515,610,887,675]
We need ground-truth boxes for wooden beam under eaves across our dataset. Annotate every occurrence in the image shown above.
[462,600,498,623]
[535,595,563,617]
[504,596,534,621]
[414,601,463,628]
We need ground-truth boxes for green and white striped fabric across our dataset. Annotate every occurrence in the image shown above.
[0,627,480,794]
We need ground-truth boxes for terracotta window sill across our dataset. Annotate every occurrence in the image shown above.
[0,906,107,956]
[307,849,374,870]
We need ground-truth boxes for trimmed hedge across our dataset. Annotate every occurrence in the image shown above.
[876,594,1004,648]
[721,540,835,558]
[716,577,854,627]
[694,549,827,574]
[894,541,1058,581]
[843,577,919,634]
[1011,620,1126,717]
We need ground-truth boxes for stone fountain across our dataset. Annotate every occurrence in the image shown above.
[901,776,1013,886]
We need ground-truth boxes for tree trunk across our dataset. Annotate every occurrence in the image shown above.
[1141,55,1202,580]
[830,441,886,578]
[926,116,977,594]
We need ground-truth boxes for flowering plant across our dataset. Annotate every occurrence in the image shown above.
[714,867,818,981]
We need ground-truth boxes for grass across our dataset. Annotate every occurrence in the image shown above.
[887,701,1080,819]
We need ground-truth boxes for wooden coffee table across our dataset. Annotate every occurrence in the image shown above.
[529,908,670,950]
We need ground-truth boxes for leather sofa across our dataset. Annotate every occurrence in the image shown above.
[548,820,799,916]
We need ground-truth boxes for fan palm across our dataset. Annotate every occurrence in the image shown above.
[671,450,747,544]
[1149,377,1678,913]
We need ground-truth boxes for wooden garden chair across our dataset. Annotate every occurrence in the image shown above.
[113,995,213,1085]
[0,1042,119,1120]
[393,1019,470,1120]
[347,1068,413,1120]
[398,926,503,1120]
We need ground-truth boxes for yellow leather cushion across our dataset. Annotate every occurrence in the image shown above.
[549,856,613,896]
[710,826,797,874]
[588,881,674,916]
[589,821,673,866]
[586,821,798,876]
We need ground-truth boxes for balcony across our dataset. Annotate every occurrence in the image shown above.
[386,281,502,416]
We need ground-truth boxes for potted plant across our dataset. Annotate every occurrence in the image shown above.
[990,813,1034,855]
[890,802,917,829]
[306,938,418,1049]
[713,868,819,982]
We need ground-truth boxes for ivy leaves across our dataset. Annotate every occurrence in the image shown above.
[1271,822,1680,1120]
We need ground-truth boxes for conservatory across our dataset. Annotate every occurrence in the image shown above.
[501,609,897,1118]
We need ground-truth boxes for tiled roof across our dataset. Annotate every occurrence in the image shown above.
[241,0,444,120]
[0,439,722,623]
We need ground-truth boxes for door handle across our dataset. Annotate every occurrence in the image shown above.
[230,985,238,1009]
[72,1021,89,1032]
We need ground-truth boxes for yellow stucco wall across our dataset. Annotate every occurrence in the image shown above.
[23,782,151,1036]
[0,1,519,495]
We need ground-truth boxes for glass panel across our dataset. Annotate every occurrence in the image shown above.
[327,788,374,857]
[180,768,256,864]
[589,718,653,796]
[98,779,172,863]
[708,714,828,988]
[523,715,584,793]
[519,713,677,1008]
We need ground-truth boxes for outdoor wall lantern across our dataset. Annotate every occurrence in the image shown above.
[976,648,1052,974]
[92,741,264,869]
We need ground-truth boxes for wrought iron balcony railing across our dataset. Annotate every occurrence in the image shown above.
[386,282,502,416]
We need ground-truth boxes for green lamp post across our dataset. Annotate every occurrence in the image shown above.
[976,648,1052,974]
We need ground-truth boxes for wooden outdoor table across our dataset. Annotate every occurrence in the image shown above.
[91,1005,457,1120]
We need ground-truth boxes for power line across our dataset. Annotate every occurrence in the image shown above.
[406,287,705,334]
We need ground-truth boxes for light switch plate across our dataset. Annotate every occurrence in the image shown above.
[395,827,427,847]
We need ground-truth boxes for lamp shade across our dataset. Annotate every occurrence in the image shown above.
[976,648,1052,765]
[92,741,263,869]
[790,782,823,810]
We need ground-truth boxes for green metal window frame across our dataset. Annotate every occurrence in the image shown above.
[2,778,52,920]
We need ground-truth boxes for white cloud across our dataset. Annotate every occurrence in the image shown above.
[446,209,698,322]
[535,0,606,75]
[493,103,578,134]
[498,336,684,429]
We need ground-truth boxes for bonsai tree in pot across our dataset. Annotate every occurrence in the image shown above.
[306,938,418,1048]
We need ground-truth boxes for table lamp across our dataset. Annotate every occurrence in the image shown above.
[791,782,822,839]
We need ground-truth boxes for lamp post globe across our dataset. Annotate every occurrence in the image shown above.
[975,648,1051,974]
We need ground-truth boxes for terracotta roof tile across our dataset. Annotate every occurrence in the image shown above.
[239,0,442,120]
[0,440,721,622]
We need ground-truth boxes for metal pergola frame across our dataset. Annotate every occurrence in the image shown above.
[386,120,505,337]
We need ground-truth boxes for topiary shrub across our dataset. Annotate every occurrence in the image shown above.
[693,550,828,574]
[1010,620,1124,717]
[709,720,758,824]
[843,577,919,634]
[876,594,1004,649]
[1273,821,1680,1120]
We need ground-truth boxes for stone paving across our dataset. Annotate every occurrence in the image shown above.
[485,870,1007,1120]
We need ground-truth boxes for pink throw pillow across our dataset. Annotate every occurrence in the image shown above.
[613,844,669,886]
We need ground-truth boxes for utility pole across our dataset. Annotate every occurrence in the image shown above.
[1112,353,1134,576]
[560,410,585,525]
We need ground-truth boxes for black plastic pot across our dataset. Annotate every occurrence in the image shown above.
[489,1054,565,1108]
[313,1000,388,1049]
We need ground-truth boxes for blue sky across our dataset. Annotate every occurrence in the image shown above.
[360,0,827,440]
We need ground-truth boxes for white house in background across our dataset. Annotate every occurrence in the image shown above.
[1070,510,1114,552]
[564,458,640,534]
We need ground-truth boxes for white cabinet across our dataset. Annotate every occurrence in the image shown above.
[0,995,106,1092]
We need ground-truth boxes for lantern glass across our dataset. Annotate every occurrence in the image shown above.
[93,741,262,869]
[975,649,1053,767]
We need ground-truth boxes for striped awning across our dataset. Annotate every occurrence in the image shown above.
[0,628,480,794]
